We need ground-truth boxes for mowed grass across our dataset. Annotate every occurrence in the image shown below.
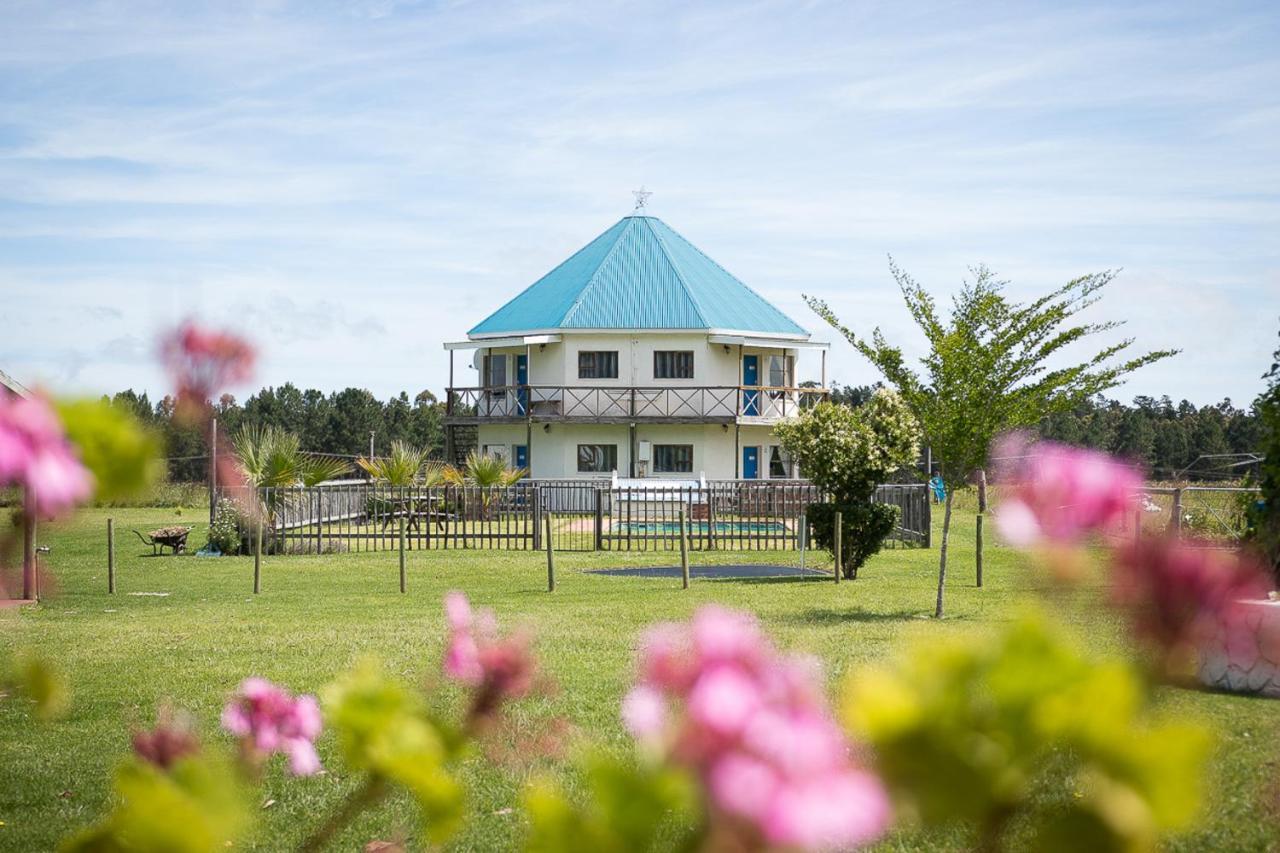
[2,503,1278,852]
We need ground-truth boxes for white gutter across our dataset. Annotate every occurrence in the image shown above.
[443,334,562,351]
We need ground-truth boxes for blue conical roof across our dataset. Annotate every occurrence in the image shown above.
[468,216,808,337]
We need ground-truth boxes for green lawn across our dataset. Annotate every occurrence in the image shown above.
[2,504,1277,851]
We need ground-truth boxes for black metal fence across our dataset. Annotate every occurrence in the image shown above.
[225,479,931,554]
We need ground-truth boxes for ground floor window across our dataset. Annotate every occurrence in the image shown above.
[769,445,788,478]
[577,444,617,473]
[654,444,693,473]
[482,444,509,461]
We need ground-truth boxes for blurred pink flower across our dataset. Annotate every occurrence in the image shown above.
[626,605,889,851]
[621,685,667,741]
[0,393,93,515]
[132,707,201,771]
[442,592,537,724]
[1112,537,1272,666]
[160,321,255,423]
[221,677,323,776]
[993,433,1141,546]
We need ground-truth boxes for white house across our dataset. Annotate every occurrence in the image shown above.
[443,211,828,480]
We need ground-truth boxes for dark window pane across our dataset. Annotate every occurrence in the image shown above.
[654,350,694,379]
[654,444,693,473]
[578,351,619,379]
[769,446,787,478]
[577,444,617,473]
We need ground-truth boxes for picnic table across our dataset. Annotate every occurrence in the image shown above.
[377,496,456,533]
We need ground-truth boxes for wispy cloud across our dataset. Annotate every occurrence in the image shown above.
[1,0,1278,405]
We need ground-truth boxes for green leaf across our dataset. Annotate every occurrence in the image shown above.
[322,659,466,842]
[60,755,249,853]
[57,398,162,503]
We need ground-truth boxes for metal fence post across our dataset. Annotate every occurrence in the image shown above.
[1171,488,1183,537]
[679,508,690,589]
[594,487,603,551]
[532,486,542,551]
[545,513,555,592]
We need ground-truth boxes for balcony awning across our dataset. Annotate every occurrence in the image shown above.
[707,334,829,350]
[443,334,562,351]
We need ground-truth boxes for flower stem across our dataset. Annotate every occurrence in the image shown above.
[298,775,387,853]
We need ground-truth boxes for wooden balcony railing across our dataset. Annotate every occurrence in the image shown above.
[445,385,828,423]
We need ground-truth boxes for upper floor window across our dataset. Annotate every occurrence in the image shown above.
[768,354,794,387]
[654,350,694,379]
[578,351,619,379]
[483,354,507,387]
[577,444,618,473]
[653,444,693,473]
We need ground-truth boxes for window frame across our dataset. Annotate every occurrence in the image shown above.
[577,350,620,380]
[653,350,695,380]
[653,444,694,474]
[576,443,618,473]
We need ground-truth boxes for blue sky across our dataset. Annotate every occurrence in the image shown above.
[2,0,1278,408]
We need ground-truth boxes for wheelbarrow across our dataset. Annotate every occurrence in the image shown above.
[132,525,192,555]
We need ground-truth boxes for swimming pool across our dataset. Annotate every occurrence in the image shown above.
[615,521,789,535]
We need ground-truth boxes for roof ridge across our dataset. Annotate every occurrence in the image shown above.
[641,217,711,328]
[648,218,803,332]
[559,217,638,327]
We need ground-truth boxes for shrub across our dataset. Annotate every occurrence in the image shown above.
[205,500,242,555]
[807,502,899,579]
[776,390,921,578]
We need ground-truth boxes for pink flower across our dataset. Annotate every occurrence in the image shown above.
[625,605,890,850]
[441,592,537,724]
[993,433,1141,546]
[159,321,255,424]
[709,751,778,821]
[621,685,667,741]
[1111,537,1272,666]
[221,677,323,776]
[132,707,201,771]
[763,770,891,849]
[0,393,93,516]
[687,666,762,737]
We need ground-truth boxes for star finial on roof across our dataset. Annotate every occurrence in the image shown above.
[631,186,652,212]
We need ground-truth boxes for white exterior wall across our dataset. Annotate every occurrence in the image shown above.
[467,331,808,480]
[476,421,796,480]
[472,332,800,389]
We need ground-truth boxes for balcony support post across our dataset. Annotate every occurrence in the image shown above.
[821,348,827,390]
[629,423,637,478]
[734,423,741,479]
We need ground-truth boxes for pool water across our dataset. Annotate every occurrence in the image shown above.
[615,521,789,535]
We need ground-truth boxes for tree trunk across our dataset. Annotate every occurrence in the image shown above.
[935,489,954,618]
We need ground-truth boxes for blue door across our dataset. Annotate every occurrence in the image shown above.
[516,354,528,416]
[742,446,759,480]
[742,354,759,416]
[514,445,528,471]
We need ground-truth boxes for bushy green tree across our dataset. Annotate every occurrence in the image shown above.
[807,262,1176,615]
[1249,320,1280,578]
[775,390,921,578]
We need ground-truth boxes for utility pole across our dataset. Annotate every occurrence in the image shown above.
[369,431,375,459]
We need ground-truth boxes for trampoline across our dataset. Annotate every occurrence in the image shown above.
[588,563,828,579]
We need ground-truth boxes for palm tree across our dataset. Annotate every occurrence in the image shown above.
[443,451,527,517]
[357,440,429,486]
[232,425,350,526]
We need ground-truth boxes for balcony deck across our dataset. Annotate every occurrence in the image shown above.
[445,385,826,425]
